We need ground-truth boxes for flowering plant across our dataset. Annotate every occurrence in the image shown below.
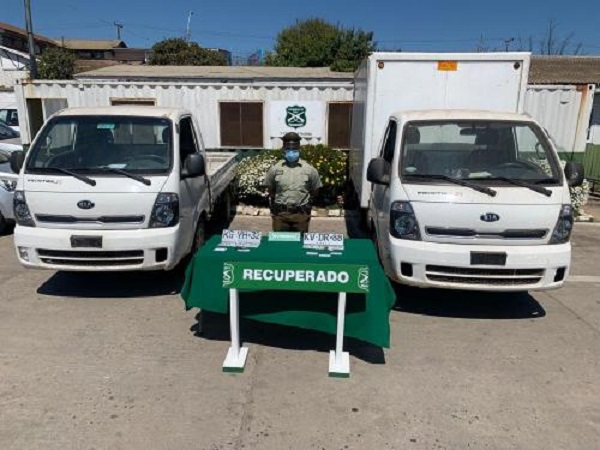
[234,145,348,206]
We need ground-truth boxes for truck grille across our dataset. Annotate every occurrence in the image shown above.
[36,215,145,224]
[425,265,545,286]
[425,227,548,240]
[36,249,144,267]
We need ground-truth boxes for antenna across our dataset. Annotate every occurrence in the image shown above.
[185,11,194,42]
[114,21,123,40]
[504,37,515,52]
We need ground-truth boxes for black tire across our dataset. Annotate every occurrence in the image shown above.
[0,212,7,235]
[222,187,233,224]
[191,216,206,255]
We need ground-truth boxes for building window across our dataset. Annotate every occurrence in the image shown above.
[328,102,353,149]
[220,102,263,147]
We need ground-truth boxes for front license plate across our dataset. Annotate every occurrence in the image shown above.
[70,236,103,248]
[470,252,506,266]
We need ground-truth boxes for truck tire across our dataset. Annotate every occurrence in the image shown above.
[192,216,206,255]
[0,212,6,235]
[222,187,233,224]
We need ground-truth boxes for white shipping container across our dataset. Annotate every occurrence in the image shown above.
[14,79,353,147]
[524,84,595,153]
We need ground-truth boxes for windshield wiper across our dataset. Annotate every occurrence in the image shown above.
[94,167,151,186]
[534,178,560,185]
[471,176,552,197]
[406,174,497,197]
[41,167,96,186]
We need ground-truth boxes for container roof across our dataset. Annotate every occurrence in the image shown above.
[530,56,600,84]
[74,65,354,81]
[56,39,127,50]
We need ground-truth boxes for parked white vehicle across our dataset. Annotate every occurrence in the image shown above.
[0,149,18,233]
[10,106,237,271]
[0,107,20,133]
[352,53,584,291]
[0,122,22,152]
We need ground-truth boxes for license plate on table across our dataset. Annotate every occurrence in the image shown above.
[70,236,102,248]
[470,252,506,266]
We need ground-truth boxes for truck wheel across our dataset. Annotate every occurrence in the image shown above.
[222,187,233,224]
[0,212,6,235]
[192,217,206,255]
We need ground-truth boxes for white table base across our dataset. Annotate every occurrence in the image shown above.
[222,288,350,378]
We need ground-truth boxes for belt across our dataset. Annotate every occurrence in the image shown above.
[271,203,311,214]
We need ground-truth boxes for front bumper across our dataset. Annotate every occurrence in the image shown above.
[14,225,182,271]
[387,238,571,291]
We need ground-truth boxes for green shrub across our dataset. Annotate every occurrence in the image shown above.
[234,144,348,206]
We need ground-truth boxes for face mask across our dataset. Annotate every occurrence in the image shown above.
[284,149,300,163]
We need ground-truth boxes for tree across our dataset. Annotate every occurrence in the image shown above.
[149,38,227,66]
[37,47,76,80]
[266,18,375,72]
[518,20,583,55]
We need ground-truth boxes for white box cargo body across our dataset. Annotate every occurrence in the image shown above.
[350,52,531,208]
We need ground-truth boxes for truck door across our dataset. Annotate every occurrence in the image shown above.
[371,120,397,241]
[178,116,204,249]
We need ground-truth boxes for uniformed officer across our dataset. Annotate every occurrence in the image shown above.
[265,132,322,232]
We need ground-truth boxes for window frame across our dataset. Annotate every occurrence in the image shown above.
[219,101,264,148]
[327,102,353,149]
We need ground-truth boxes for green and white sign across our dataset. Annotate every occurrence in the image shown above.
[222,262,369,293]
[285,105,307,128]
[268,231,302,242]
[268,101,325,147]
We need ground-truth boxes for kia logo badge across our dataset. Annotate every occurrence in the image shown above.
[480,212,500,222]
[77,200,95,210]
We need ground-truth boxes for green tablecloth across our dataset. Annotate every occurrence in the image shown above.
[181,236,396,348]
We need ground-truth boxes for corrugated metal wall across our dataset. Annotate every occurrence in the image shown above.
[524,84,595,153]
[16,81,354,147]
[16,79,598,155]
[0,89,16,108]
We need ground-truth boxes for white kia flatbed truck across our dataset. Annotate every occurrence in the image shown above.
[351,53,584,291]
[11,106,237,271]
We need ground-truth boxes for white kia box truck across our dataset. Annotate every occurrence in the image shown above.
[351,53,584,291]
[10,106,237,271]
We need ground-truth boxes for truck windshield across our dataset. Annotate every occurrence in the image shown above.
[26,116,172,175]
[400,121,562,185]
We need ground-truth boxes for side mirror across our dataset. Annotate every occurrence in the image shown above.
[182,153,205,179]
[366,157,391,186]
[564,161,584,187]
[10,150,25,174]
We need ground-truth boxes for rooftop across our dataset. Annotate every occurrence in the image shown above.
[0,21,56,46]
[56,106,186,119]
[56,39,127,50]
[392,109,536,122]
[529,56,600,84]
[74,65,354,81]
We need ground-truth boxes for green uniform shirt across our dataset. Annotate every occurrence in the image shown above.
[265,159,322,207]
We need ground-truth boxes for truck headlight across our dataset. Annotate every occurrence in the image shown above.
[0,178,16,192]
[13,190,35,227]
[549,204,573,244]
[390,201,421,240]
[149,193,179,228]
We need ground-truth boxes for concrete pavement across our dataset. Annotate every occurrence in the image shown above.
[0,217,599,449]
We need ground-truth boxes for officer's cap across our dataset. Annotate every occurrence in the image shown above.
[281,132,301,144]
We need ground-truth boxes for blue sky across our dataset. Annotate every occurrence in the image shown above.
[3,0,600,56]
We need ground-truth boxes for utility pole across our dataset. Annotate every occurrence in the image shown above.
[185,11,193,42]
[114,21,123,40]
[23,0,38,78]
[504,37,515,52]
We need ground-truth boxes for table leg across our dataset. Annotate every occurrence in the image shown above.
[329,291,350,378]
[222,288,248,373]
